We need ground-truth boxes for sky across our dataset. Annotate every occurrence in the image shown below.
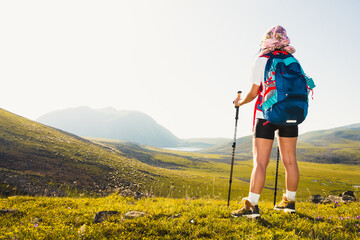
[1,0,360,139]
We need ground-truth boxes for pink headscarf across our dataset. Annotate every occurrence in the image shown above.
[260,25,296,54]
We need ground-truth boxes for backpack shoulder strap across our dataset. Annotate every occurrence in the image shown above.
[252,82,263,132]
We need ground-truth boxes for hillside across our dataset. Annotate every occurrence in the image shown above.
[296,124,360,165]
[298,123,360,144]
[201,124,360,165]
[0,108,248,199]
[36,106,182,147]
[0,108,181,197]
[200,135,253,158]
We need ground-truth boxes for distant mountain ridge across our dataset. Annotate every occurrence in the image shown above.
[37,106,182,147]
[298,123,360,145]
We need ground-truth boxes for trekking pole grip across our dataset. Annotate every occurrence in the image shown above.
[237,91,242,98]
[233,91,242,106]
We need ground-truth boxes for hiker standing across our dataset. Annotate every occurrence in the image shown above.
[231,25,314,218]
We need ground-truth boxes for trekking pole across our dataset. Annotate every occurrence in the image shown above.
[227,91,242,208]
[273,145,280,206]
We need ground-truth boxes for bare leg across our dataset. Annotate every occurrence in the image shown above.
[249,138,274,194]
[278,137,299,191]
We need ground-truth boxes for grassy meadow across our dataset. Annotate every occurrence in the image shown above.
[1,194,359,239]
[138,146,360,202]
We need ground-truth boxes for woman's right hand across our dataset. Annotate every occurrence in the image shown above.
[234,84,260,107]
[233,97,242,107]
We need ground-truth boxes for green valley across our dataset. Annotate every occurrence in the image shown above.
[1,108,359,201]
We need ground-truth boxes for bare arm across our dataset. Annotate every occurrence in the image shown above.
[234,84,260,107]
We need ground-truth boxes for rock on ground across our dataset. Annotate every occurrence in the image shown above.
[93,211,119,223]
[93,210,146,223]
[309,191,357,204]
[0,209,20,215]
[123,211,146,219]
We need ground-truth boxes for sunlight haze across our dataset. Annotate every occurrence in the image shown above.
[1,0,359,139]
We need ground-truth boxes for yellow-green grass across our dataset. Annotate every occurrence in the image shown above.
[138,147,360,201]
[90,138,360,201]
[1,194,359,239]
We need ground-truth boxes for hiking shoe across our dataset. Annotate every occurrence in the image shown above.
[231,199,260,218]
[274,196,296,213]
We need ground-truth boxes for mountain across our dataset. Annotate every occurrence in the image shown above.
[298,123,360,145]
[36,106,182,147]
[0,108,166,196]
[0,108,230,198]
[296,124,360,164]
[201,123,360,165]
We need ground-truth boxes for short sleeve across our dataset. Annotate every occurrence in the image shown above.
[250,56,268,86]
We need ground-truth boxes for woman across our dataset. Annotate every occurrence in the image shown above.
[232,25,299,218]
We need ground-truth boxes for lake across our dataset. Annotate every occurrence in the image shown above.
[163,147,203,152]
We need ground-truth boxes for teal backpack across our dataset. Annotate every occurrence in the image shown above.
[254,50,315,126]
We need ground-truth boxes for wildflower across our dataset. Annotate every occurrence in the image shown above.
[34,224,38,228]
[78,224,86,236]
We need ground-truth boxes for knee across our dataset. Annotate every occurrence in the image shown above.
[253,158,269,171]
[282,156,298,168]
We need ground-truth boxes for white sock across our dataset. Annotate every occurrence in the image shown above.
[286,190,296,202]
[248,192,260,205]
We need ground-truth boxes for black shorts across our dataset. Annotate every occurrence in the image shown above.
[254,118,298,140]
